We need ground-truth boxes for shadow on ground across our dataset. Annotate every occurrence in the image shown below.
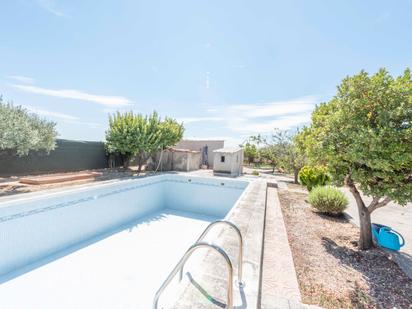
[322,237,412,307]
[186,272,247,309]
[314,212,350,224]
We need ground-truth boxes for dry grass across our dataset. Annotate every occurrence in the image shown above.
[278,188,412,309]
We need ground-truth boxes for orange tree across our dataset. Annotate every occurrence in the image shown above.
[297,68,412,249]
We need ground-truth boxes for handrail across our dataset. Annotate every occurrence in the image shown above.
[153,241,233,309]
[179,220,244,286]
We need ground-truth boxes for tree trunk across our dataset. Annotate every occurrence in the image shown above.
[122,155,130,169]
[346,175,373,250]
[358,205,373,250]
[293,168,299,184]
[137,154,142,173]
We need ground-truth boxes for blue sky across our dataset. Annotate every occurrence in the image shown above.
[1,1,411,146]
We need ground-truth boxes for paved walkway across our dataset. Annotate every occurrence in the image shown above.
[341,188,412,278]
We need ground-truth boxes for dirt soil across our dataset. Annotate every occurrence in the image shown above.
[278,185,412,309]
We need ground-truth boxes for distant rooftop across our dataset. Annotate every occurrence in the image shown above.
[213,147,242,153]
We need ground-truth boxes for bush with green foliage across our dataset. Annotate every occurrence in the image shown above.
[105,111,184,170]
[308,186,349,214]
[0,97,57,156]
[298,165,330,191]
[251,170,259,176]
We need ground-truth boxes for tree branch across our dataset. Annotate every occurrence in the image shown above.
[369,196,380,208]
[368,197,391,213]
[345,174,366,210]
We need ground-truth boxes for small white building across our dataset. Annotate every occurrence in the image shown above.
[213,147,244,177]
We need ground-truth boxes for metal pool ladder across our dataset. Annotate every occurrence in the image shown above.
[152,220,244,309]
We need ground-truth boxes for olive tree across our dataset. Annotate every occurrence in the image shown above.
[244,143,258,165]
[258,145,279,172]
[0,97,57,156]
[298,68,412,249]
[252,129,305,182]
[105,111,184,170]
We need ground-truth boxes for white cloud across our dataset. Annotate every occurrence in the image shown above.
[35,0,65,17]
[7,75,35,84]
[226,114,310,134]
[23,105,79,121]
[178,117,224,124]
[23,104,102,128]
[206,95,319,135]
[227,96,317,118]
[12,84,132,107]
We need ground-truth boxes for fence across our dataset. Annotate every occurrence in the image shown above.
[0,139,107,177]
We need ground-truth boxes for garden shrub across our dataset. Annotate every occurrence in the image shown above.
[308,186,348,214]
[252,170,259,176]
[298,165,330,191]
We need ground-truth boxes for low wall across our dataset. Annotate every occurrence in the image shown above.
[158,149,201,172]
[0,139,107,177]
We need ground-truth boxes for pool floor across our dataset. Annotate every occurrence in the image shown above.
[0,209,218,309]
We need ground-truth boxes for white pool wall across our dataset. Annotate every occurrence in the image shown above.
[0,174,248,281]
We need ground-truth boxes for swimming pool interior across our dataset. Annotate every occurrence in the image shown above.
[0,174,248,308]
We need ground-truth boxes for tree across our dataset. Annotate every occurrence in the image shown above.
[105,111,184,170]
[273,130,306,183]
[252,129,306,182]
[0,97,57,156]
[244,143,258,165]
[298,68,412,250]
[258,145,279,172]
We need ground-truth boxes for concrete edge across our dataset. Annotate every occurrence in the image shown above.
[259,184,302,307]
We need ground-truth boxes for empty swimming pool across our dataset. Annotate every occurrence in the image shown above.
[0,174,248,308]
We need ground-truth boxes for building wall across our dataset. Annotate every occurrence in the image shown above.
[213,150,243,177]
[157,149,201,172]
[187,152,201,171]
[0,139,107,177]
[175,140,224,168]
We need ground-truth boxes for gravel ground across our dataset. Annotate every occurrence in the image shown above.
[278,186,412,309]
